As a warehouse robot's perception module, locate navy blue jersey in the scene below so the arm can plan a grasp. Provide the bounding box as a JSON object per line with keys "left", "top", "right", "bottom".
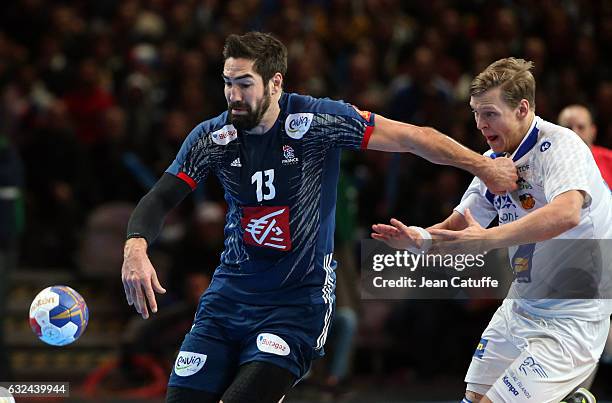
{"left": 166, "top": 92, "right": 375, "bottom": 305}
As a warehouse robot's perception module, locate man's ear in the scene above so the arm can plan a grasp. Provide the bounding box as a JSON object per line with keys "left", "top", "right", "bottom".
{"left": 270, "top": 73, "right": 283, "bottom": 95}
{"left": 517, "top": 99, "right": 530, "bottom": 119}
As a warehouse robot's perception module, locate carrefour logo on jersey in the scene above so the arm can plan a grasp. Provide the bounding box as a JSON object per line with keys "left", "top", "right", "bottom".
{"left": 211, "top": 124, "right": 238, "bottom": 145}
{"left": 285, "top": 113, "right": 313, "bottom": 139}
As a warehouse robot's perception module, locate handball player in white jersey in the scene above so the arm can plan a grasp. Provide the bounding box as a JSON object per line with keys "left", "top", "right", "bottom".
{"left": 372, "top": 57, "right": 612, "bottom": 403}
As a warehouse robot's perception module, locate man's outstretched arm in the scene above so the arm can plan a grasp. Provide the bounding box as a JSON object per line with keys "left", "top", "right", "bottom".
{"left": 430, "top": 190, "right": 585, "bottom": 248}
{"left": 122, "top": 173, "right": 192, "bottom": 319}
{"left": 371, "top": 211, "right": 469, "bottom": 250}
{"left": 367, "top": 115, "right": 518, "bottom": 194}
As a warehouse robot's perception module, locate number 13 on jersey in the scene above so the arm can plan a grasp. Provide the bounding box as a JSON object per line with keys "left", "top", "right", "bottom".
{"left": 252, "top": 169, "right": 276, "bottom": 202}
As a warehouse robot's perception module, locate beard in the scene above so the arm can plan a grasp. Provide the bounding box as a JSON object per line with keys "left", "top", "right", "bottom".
{"left": 228, "top": 92, "right": 271, "bottom": 131}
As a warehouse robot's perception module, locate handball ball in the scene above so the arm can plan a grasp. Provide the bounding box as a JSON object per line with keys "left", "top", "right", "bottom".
{"left": 29, "top": 286, "right": 89, "bottom": 346}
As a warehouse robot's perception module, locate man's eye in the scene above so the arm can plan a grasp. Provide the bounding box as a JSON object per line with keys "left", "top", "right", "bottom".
{"left": 240, "top": 84, "right": 252, "bottom": 89}
{"left": 486, "top": 112, "right": 495, "bottom": 117}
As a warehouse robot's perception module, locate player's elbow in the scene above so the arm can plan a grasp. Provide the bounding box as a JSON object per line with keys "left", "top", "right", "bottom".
{"left": 559, "top": 209, "right": 581, "bottom": 232}
{"left": 567, "top": 210, "right": 582, "bottom": 229}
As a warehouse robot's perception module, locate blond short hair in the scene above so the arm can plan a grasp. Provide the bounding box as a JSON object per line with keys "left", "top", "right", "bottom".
{"left": 470, "top": 57, "right": 536, "bottom": 109}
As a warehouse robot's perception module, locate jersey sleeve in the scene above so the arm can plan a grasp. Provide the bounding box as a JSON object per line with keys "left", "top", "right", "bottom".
{"left": 165, "top": 122, "right": 214, "bottom": 190}
{"left": 538, "top": 132, "right": 594, "bottom": 207}
{"left": 454, "top": 176, "right": 498, "bottom": 227}
{"left": 323, "top": 101, "right": 376, "bottom": 150}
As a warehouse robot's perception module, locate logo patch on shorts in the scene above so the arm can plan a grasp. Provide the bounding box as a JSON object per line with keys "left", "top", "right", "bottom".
{"left": 174, "top": 351, "right": 207, "bottom": 377}
{"left": 256, "top": 333, "right": 290, "bottom": 356}
{"left": 474, "top": 338, "right": 488, "bottom": 359}
{"left": 518, "top": 356, "right": 548, "bottom": 378}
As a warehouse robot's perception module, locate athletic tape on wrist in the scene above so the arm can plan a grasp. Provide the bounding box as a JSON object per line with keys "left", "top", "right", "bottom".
{"left": 406, "top": 226, "right": 432, "bottom": 254}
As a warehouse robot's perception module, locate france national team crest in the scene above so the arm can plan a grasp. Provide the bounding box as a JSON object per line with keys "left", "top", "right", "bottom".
{"left": 282, "top": 145, "right": 299, "bottom": 165}
{"left": 241, "top": 206, "right": 292, "bottom": 251}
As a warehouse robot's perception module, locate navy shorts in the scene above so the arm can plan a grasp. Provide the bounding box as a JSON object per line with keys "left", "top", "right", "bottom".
{"left": 168, "top": 290, "right": 334, "bottom": 394}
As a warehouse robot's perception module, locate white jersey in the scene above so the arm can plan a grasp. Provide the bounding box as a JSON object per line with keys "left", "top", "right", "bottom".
{"left": 455, "top": 116, "right": 612, "bottom": 320}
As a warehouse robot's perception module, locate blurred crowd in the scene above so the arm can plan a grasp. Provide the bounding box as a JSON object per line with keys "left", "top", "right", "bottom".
{"left": 1, "top": 0, "right": 611, "bottom": 394}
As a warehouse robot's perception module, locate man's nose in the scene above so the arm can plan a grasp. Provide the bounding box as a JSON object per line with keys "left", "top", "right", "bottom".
{"left": 229, "top": 86, "right": 242, "bottom": 103}
{"left": 476, "top": 114, "right": 487, "bottom": 130}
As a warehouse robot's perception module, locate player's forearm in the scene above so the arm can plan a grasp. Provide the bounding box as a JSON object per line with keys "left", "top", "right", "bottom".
{"left": 413, "top": 126, "right": 490, "bottom": 174}
{"left": 426, "top": 211, "right": 469, "bottom": 232}
{"left": 486, "top": 203, "right": 580, "bottom": 248}
{"left": 369, "top": 115, "right": 490, "bottom": 171}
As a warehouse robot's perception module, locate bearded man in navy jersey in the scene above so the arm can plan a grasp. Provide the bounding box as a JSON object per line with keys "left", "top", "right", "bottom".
{"left": 121, "top": 32, "right": 518, "bottom": 403}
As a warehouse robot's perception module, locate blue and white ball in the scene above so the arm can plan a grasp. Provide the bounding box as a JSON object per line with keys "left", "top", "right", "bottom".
{"left": 29, "top": 286, "right": 89, "bottom": 346}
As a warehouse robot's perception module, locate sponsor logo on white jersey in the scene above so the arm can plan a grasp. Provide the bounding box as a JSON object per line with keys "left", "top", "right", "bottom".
{"left": 230, "top": 157, "right": 242, "bottom": 167}
{"left": 540, "top": 141, "right": 551, "bottom": 152}
{"left": 517, "top": 164, "right": 530, "bottom": 173}
{"left": 502, "top": 375, "right": 520, "bottom": 396}
{"left": 174, "top": 351, "right": 207, "bottom": 377}
{"left": 211, "top": 124, "right": 238, "bottom": 145}
{"left": 285, "top": 113, "right": 313, "bottom": 139}
{"left": 256, "top": 333, "right": 290, "bottom": 356}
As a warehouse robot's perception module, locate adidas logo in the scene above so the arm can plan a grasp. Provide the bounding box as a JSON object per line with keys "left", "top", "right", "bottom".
{"left": 230, "top": 158, "right": 242, "bottom": 167}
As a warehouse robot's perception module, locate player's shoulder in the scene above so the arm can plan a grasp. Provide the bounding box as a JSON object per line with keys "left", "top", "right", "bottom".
{"left": 194, "top": 111, "right": 230, "bottom": 135}
{"left": 282, "top": 92, "right": 360, "bottom": 117}
{"left": 185, "top": 111, "right": 239, "bottom": 147}
{"left": 534, "top": 116, "right": 589, "bottom": 155}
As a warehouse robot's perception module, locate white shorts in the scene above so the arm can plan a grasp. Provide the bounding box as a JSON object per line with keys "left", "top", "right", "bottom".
{"left": 465, "top": 299, "right": 610, "bottom": 403}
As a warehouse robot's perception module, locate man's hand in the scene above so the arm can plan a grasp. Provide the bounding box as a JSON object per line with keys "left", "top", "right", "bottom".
{"left": 371, "top": 218, "right": 424, "bottom": 249}
{"left": 479, "top": 156, "right": 518, "bottom": 195}
{"left": 121, "top": 237, "right": 166, "bottom": 319}
{"left": 428, "top": 209, "right": 495, "bottom": 254}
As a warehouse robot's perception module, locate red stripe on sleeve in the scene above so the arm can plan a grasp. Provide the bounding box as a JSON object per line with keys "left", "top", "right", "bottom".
{"left": 360, "top": 125, "right": 375, "bottom": 150}
{"left": 177, "top": 172, "right": 197, "bottom": 190}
